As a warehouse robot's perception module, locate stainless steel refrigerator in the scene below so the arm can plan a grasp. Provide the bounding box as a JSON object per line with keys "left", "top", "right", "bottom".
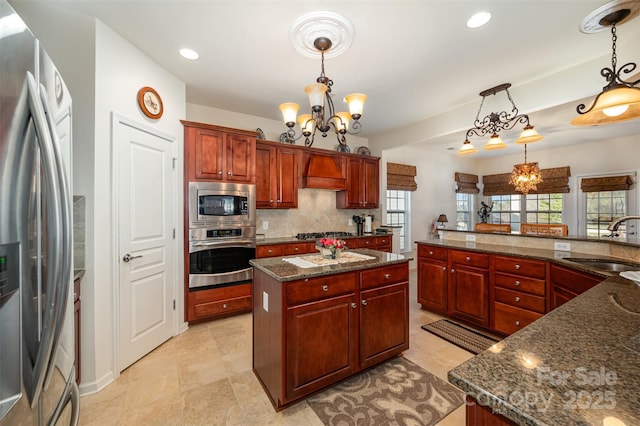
{"left": 0, "top": 0, "right": 79, "bottom": 424}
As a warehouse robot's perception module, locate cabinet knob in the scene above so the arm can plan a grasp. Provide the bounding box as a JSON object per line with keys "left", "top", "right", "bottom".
{"left": 450, "top": 268, "right": 455, "bottom": 273}
{"left": 384, "top": 274, "right": 391, "bottom": 279}
{"left": 322, "top": 285, "right": 328, "bottom": 292}
{"left": 277, "top": 199, "right": 281, "bottom": 203}
{"left": 218, "top": 171, "right": 222, "bottom": 175}
{"left": 227, "top": 171, "right": 232, "bottom": 175}
{"left": 515, "top": 280, "right": 520, "bottom": 286}
{"left": 268, "top": 249, "right": 272, "bottom": 254}
{"left": 515, "top": 320, "right": 520, "bottom": 326}
{"left": 361, "top": 300, "right": 367, "bottom": 306}
{"left": 294, "top": 247, "right": 299, "bottom": 251}
{"left": 442, "top": 266, "right": 447, "bottom": 271}
{"left": 270, "top": 200, "right": 274, "bottom": 203}
{"left": 515, "top": 296, "right": 520, "bottom": 302}
{"left": 515, "top": 264, "right": 521, "bottom": 270}
{"left": 429, "top": 251, "right": 433, "bottom": 255}
{"left": 223, "top": 303, "right": 227, "bottom": 309}
{"left": 351, "top": 303, "right": 357, "bottom": 309}
{"left": 465, "top": 256, "right": 471, "bottom": 262}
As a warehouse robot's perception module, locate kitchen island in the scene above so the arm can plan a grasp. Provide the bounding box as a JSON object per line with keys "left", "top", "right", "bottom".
{"left": 250, "top": 249, "right": 411, "bottom": 410}
{"left": 448, "top": 274, "right": 640, "bottom": 425}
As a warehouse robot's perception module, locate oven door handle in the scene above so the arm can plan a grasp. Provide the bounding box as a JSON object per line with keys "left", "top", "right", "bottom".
{"left": 189, "top": 239, "right": 256, "bottom": 252}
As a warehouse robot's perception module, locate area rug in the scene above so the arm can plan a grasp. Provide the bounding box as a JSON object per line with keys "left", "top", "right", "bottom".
{"left": 307, "top": 357, "right": 464, "bottom": 426}
{"left": 421, "top": 319, "right": 499, "bottom": 355}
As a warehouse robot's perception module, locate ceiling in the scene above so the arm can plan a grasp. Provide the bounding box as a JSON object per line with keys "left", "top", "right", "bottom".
{"left": 45, "top": 0, "right": 640, "bottom": 154}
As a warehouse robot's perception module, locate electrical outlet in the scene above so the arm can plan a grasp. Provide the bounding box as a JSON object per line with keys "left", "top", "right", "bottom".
{"left": 263, "top": 221, "right": 268, "bottom": 230}
{"left": 554, "top": 241, "right": 571, "bottom": 251}
{"left": 466, "top": 234, "right": 476, "bottom": 242}
{"left": 348, "top": 218, "right": 353, "bottom": 226}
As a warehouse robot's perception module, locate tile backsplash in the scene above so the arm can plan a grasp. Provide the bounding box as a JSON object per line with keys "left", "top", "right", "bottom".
{"left": 73, "top": 195, "right": 85, "bottom": 269}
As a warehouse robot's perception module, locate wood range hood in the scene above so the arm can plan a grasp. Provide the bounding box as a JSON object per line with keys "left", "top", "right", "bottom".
{"left": 299, "top": 150, "right": 347, "bottom": 190}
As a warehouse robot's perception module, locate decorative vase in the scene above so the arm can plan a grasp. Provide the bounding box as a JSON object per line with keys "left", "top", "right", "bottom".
{"left": 318, "top": 247, "right": 340, "bottom": 259}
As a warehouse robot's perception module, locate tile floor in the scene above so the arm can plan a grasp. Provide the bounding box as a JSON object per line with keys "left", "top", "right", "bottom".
{"left": 78, "top": 271, "right": 474, "bottom": 425}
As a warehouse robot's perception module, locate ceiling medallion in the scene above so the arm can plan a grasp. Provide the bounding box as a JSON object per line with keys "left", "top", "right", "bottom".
{"left": 289, "top": 11, "right": 355, "bottom": 59}
{"left": 579, "top": 0, "right": 640, "bottom": 33}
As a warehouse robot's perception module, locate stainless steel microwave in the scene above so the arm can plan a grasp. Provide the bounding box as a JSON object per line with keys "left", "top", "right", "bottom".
{"left": 189, "top": 182, "right": 256, "bottom": 228}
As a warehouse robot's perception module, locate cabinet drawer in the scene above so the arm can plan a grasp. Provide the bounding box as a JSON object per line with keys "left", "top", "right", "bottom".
{"left": 360, "top": 263, "right": 409, "bottom": 290}
{"left": 450, "top": 250, "right": 489, "bottom": 269}
{"left": 494, "top": 287, "right": 545, "bottom": 313}
{"left": 286, "top": 272, "right": 357, "bottom": 305}
{"left": 358, "top": 237, "right": 376, "bottom": 249}
{"left": 256, "top": 245, "right": 284, "bottom": 258}
{"left": 375, "top": 236, "right": 391, "bottom": 247}
{"left": 494, "top": 256, "right": 546, "bottom": 279}
{"left": 494, "top": 272, "right": 546, "bottom": 296}
{"left": 193, "top": 295, "right": 252, "bottom": 319}
{"left": 494, "top": 302, "right": 542, "bottom": 335}
{"left": 283, "top": 243, "right": 308, "bottom": 256}
{"left": 418, "top": 245, "right": 447, "bottom": 261}
{"left": 550, "top": 264, "right": 603, "bottom": 295}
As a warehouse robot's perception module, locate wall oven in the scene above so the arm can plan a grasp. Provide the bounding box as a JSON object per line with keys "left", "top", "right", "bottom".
{"left": 188, "top": 226, "right": 256, "bottom": 290}
{"left": 189, "top": 182, "right": 255, "bottom": 228}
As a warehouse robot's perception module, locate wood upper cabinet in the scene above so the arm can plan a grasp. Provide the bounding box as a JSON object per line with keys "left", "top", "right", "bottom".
{"left": 336, "top": 156, "right": 380, "bottom": 209}
{"left": 448, "top": 250, "right": 490, "bottom": 327}
{"left": 182, "top": 120, "right": 256, "bottom": 183}
{"left": 256, "top": 141, "right": 298, "bottom": 209}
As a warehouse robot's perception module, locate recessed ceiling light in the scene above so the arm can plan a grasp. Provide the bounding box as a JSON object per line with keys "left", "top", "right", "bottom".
{"left": 179, "top": 48, "right": 199, "bottom": 60}
{"left": 467, "top": 11, "right": 491, "bottom": 29}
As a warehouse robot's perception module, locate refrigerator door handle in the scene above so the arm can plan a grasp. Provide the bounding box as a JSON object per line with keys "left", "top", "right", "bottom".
{"left": 37, "top": 80, "right": 73, "bottom": 391}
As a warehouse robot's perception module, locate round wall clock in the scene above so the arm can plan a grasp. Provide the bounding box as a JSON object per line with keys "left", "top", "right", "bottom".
{"left": 137, "top": 86, "right": 163, "bottom": 119}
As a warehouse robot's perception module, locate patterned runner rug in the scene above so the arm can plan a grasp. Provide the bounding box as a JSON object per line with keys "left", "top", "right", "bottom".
{"left": 307, "top": 357, "right": 464, "bottom": 426}
{"left": 421, "top": 319, "right": 499, "bottom": 355}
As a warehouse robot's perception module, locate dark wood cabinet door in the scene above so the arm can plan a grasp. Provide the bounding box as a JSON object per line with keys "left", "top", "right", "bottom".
{"left": 550, "top": 285, "right": 579, "bottom": 310}
{"left": 255, "top": 144, "right": 276, "bottom": 208}
{"left": 225, "top": 133, "right": 255, "bottom": 183}
{"left": 276, "top": 147, "right": 298, "bottom": 208}
{"left": 343, "top": 156, "right": 362, "bottom": 208}
{"left": 417, "top": 258, "right": 448, "bottom": 313}
{"left": 192, "top": 128, "right": 224, "bottom": 180}
{"left": 449, "top": 265, "right": 489, "bottom": 327}
{"left": 361, "top": 157, "right": 379, "bottom": 208}
{"left": 360, "top": 282, "right": 409, "bottom": 369}
{"left": 286, "top": 293, "right": 358, "bottom": 401}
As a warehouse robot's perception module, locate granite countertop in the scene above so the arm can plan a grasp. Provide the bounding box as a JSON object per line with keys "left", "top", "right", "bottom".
{"left": 257, "top": 233, "right": 386, "bottom": 246}
{"left": 414, "top": 239, "right": 640, "bottom": 278}
{"left": 249, "top": 248, "right": 411, "bottom": 282}
{"left": 448, "top": 275, "right": 640, "bottom": 425}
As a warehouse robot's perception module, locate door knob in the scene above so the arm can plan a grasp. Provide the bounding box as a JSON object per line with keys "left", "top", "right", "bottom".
{"left": 122, "top": 253, "right": 143, "bottom": 262}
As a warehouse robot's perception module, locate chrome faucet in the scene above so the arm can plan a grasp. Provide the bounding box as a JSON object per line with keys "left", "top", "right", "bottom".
{"left": 607, "top": 215, "right": 640, "bottom": 232}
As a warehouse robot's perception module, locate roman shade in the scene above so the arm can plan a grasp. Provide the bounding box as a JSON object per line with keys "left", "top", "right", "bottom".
{"left": 387, "top": 162, "right": 417, "bottom": 191}
{"left": 580, "top": 175, "right": 634, "bottom": 192}
{"left": 483, "top": 166, "right": 571, "bottom": 196}
{"left": 455, "top": 172, "right": 479, "bottom": 194}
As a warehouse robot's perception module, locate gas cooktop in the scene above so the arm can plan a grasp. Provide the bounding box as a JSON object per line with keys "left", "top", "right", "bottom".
{"left": 295, "top": 231, "right": 354, "bottom": 240}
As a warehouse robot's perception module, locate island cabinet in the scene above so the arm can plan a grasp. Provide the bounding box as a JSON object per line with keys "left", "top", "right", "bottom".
{"left": 448, "top": 250, "right": 490, "bottom": 328}
{"left": 252, "top": 259, "right": 409, "bottom": 410}
{"left": 417, "top": 245, "right": 449, "bottom": 313}
{"left": 549, "top": 264, "right": 603, "bottom": 310}
{"left": 336, "top": 156, "right": 380, "bottom": 209}
{"left": 182, "top": 120, "right": 256, "bottom": 183}
{"left": 255, "top": 141, "right": 298, "bottom": 208}
{"left": 492, "top": 255, "right": 547, "bottom": 335}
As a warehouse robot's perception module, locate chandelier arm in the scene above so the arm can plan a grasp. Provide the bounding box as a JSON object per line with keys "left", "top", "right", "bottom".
{"left": 349, "top": 119, "right": 363, "bottom": 135}
{"left": 495, "top": 114, "right": 530, "bottom": 133}
{"left": 617, "top": 62, "right": 640, "bottom": 87}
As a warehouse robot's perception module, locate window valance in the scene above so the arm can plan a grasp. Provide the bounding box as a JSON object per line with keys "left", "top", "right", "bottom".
{"left": 387, "top": 162, "right": 417, "bottom": 191}
{"left": 454, "top": 172, "right": 479, "bottom": 194}
{"left": 580, "top": 175, "right": 633, "bottom": 192}
{"left": 483, "top": 166, "right": 571, "bottom": 196}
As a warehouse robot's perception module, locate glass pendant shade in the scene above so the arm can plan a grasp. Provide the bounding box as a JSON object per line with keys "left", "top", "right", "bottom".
{"left": 279, "top": 102, "right": 299, "bottom": 125}
{"left": 509, "top": 162, "right": 542, "bottom": 194}
{"left": 304, "top": 83, "right": 328, "bottom": 109}
{"left": 333, "top": 111, "right": 351, "bottom": 132}
{"left": 458, "top": 139, "right": 478, "bottom": 155}
{"left": 298, "top": 114, "right": 315, "bottom": 135}
{"left": 571, "top": 86, "right": 640, "bottom": 126}
{"left": 345, "top": 93, "right": 367, "bottom": 117}
{"left": 515, "top": 125, "right": 544, "bottom": 144}
{"left": 483, "top": 133, "right": 507, "bottom": 150}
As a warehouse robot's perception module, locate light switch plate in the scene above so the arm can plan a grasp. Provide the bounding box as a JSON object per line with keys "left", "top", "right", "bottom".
{"left": 466, "top": 234, "right": 476, "bottom": 242}
{"left": 554, "top": 242, "right": 571, "bottom": 251}
{"left": 263, "top": 291, "right": 268, "bottom": 312}
{"left": 263, "top": 221, "right": 268, "bottom": 230}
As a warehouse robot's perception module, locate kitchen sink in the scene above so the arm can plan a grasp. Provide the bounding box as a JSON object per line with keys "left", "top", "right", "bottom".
{"left": 562, "top": 258, "right": 640, "bottom": 273}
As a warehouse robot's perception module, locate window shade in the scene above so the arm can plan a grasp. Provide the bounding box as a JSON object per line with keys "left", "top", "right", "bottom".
{"left": 483, "top": 166, "right": 571, "bottom": 196}
{"left": 387, "top": 162, "right": 417, "bottom": 191}
{"left": 455, "top": 172, "right": 479, "bottom": 194}
{"left": 580, "top": 175, "right": 633, "bottom": 192}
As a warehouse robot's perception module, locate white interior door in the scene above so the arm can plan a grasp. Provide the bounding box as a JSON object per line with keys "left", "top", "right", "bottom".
{"left": 116, "top": 117, "right": 175, "bottom": 371}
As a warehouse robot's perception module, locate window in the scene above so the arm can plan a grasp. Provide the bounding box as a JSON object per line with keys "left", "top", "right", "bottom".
{"left": 386, "top": 190, "right": 410, "bottom": 251}
{"left": 489, "top": 193, "right": 564, "bottom": 233}
{"left": 585, "top": 190, "right": 627, "bottom": 237}
{"left": 456, "top": 193, "right": 473, "bottom": 230}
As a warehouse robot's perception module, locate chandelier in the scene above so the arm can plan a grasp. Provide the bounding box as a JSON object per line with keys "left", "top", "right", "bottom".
{"left": 458, "top": 83, "right": 543, "bottom": 155}
{"left": 279, "top": 37, "right": 366, "bottom": 148}
{"left": 509, "top": 144, "right": 542, "bottom": 194}
{"left": 572, "top": 6, "right": 640, "bottom": 126}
